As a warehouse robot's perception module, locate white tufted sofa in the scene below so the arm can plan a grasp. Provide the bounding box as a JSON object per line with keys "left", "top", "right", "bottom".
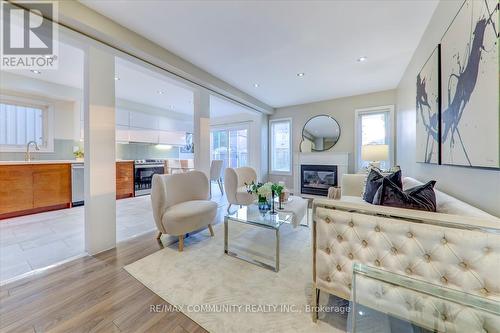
{"left": 312, "top": 174, "right": 500, "bottom": 329}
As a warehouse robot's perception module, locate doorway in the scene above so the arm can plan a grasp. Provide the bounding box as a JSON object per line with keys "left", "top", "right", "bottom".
{"left": 210, "top": 126, "right": 249, "bottom": 171}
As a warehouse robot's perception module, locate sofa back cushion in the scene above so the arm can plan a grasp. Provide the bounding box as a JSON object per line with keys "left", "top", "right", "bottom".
{"left": 341, "top": 174, "right": 366, "bottom": 197}
{"left": 403, "top": 177, "right": 496, "bottom": 219}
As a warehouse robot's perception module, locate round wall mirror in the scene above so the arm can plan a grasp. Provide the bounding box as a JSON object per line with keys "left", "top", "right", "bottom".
{"left": 300, "top": 115, "right": 341, "bottom": 152}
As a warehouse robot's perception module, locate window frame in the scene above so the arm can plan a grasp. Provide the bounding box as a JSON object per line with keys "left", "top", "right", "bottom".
{"left": 354, "top": 105, "right": 395, "bottom": 172}
{"left": 269, "top": 117, "right": 292, "bottom": 175}
{"left": 0, "top": 95, "right": 55, "bottom": 153}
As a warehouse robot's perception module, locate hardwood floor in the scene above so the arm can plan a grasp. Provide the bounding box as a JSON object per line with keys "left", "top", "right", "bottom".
{"left": 0, "top": 230, "right": 207, "bottom": 333}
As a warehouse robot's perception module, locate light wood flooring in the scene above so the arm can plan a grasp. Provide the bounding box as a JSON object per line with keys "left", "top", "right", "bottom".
{"left": 0, "top": 229, "right": 207, "bottom": 333}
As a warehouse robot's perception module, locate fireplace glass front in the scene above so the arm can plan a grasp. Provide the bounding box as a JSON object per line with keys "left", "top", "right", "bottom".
{"left": 300, "top": 165, "right": 338, "bottom": 196}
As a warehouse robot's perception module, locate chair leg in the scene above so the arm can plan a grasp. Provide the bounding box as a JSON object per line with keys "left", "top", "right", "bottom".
{"left": 178, "top": 235, "right": 184, "bottom": 252}
{"left": 156, "top": 231, "right": 162, "bottom": 240}
{"left": 208, "top": 224, "right": 214, "bottom": 237}
{"left": 312, "top": 287, "right": 320, "bottom": 322}
{"left": 218, "top": 179, "right": 224, "bottom": 195}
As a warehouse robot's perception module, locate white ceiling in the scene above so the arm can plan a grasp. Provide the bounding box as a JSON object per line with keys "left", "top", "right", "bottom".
{"left": 1, "top": 41, "right": 250, "bottom": 118}
{"left": 81, "top": 0, "right": 438, "bottom": 108}
{"left": 115, "top": 57, "right": 194, "bottom": 115}
{"left": 2, "top": 41, "right": 85, "bottom": 89}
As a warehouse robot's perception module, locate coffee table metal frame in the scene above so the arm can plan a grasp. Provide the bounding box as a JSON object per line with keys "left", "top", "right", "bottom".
{"left": 224, "top": 207, "right": 291, "bottom": 272}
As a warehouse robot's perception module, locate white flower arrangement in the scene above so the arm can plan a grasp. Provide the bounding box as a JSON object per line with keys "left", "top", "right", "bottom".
{"left": 257, "top": 182, "right": 273, "bottom": 198}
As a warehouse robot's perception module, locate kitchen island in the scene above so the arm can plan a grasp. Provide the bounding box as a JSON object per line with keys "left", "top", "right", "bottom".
{"left": 0, "top": 160, "right": 135, "bottom": 219}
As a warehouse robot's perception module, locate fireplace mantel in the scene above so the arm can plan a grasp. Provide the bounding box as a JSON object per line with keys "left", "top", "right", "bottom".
{"left": 293, "top": 152, "right": 349, "bottom": 197}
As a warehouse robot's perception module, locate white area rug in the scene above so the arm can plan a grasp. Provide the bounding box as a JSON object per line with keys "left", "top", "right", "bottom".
{"left": 125, "top": 222, "right": 348, "bottom": 333}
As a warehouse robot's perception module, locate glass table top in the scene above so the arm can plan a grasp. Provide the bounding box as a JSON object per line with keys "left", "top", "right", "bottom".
{"left": 348, "top": 263, "right": 500, "bottom": 333}
{"left": 225, "top": 205, "right": 293, "bottom": 230}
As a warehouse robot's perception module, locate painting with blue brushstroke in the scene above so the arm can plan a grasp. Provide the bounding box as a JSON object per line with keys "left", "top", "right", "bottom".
{"left": 416, "top": 46, "right": 440, "bottom": 164}
{"left": 441, "top": 0, "right": 499, "bottom": 168}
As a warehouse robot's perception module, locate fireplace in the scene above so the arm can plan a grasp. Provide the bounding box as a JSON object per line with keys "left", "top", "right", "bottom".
{"left": 300, "top": 164, "right": 338, "bottom": 196}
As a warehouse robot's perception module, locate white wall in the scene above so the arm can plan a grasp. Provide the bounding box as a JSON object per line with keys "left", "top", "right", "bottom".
{"left": 396, "top": 0, "right": 500, "bottom": 217}
{"left": 210, "top": 111, "right": 268, "bottom": 181}
{"left": 0, "top": 72, "right": 81, "bottom": 141}
{"left": 269, "top": 90, "right": 397, "bottom": 188}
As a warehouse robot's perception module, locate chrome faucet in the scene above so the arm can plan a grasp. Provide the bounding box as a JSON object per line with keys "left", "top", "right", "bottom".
{"left": 25, "top": 140, "right": 40, "bottom": 162}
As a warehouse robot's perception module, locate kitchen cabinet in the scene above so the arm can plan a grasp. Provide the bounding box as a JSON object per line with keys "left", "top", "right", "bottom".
{"left": 158, "top": 117, "right": 179, "bottom": 131}
{"left": 33, "top": 164, "right": 71, "bottom": 209}
{"left": 116, "top": 109, "right": 130, "bottom": 126}
{"left": 158, "top": 131, "right": 186, "bottom": 145}
{"left": 116, "top": 125, "right": 130, "bottom": 142}
{"left": 0, "top": 165, "right": 33, "bottom": 215}
{"left": 0, "top": 164, "right": 71, "bottom": 219}
{"left": 128, "top": 127, "right": 159, "bottom": 143}
{"left": 116, "top": 161, "right": 134, "bottom": 199}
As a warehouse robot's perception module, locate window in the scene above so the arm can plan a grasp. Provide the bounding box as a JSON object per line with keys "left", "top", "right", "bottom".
{"left": 0, "top": 96, "right": 53, "bottom": 152}
{"left": 270, "top": 119, "right": 291, "bottom": 174}
{"left": 355, "top": 106, "right": 394, "bottom": 171}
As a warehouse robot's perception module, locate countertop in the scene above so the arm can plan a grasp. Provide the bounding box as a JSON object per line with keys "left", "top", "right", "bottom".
{"left": 0, "top": 160, "right": 135, "bottom": 165}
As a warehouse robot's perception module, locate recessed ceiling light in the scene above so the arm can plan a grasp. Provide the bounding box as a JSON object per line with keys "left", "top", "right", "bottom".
{"left": 157, "top": 90, "right": 165, "bottom": 95}
{"left": 357, "top": 56, "right": 368, "bottom": 62}
{"left": 30, "top": 70, "right": 41, "bottom": 74}
{"left": 253, "top": 83, "right": 260, "bottom": 88}
{"left": 296, "top": 72, "right": 305, "bottom": 77}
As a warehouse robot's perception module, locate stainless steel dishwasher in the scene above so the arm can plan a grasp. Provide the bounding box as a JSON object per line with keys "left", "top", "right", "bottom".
{"left": 71, "top": 163, "right": 84, "bottom": 206}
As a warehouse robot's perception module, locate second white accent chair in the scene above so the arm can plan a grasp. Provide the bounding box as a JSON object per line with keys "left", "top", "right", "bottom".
{"left": 209, "top": 160, "right": 224, "bottom": 196}
{"left": 224, "top": 167, "right": 257, "bottom": 213}
{"left": 151, "top": 171, "right": 217, "bottom": 251}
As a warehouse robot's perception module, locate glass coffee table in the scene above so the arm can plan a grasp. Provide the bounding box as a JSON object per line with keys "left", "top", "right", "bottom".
{"left": 224, "top": 205, "right": 293, "bottom": 272}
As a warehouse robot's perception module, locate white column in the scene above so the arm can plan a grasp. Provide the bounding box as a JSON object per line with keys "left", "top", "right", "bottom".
{"left": 193, "top": 90, "right": 211, "bottom": 177}
{"left": 83, "top": 46, "right": 116, "bottom": 255}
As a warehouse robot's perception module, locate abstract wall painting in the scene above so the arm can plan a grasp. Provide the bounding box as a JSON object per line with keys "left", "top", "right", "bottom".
{"left": 416, "top": 45, "right": 441, "bottom": 164}
{"left": 440, "top": 0, "right": 499, "bottom": 168}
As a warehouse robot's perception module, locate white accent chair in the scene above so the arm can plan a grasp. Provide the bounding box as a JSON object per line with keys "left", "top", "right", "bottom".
{"left": 151, "top": 171, "right": 217, "bottom": 251}
{"left": 209, "top": 160, "right": 224, "bottom": 196}
{"left": 223, "top": 167, "right": 257, "bottom": 213}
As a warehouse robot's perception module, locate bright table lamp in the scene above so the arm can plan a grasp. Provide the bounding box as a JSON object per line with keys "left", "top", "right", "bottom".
{"left": 361, "top": 144, "right": 388, "bottom": 168}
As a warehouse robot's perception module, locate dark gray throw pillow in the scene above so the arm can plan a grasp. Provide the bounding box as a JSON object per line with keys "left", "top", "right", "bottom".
{"left": 372, "top": 178, "right": 437, "bottom": 212}
{"left": 363, "top": 169, "right": 402, "bottom": 203}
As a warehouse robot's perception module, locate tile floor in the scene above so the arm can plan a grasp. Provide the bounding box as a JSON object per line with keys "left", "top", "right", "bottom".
{"left": 0, "top": 187, "right": 227, "bottom": 283}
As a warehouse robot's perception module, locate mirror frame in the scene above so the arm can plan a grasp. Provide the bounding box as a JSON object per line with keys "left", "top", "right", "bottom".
{"left": 300, "top": 114, "right": 341, "bottom": 152}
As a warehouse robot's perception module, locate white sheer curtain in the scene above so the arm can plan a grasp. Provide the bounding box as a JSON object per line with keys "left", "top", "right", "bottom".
{"left": 0, "top": 102, "right": 44, "bottom": 146}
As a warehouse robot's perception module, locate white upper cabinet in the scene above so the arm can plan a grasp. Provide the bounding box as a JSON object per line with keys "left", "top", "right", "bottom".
{"left": 116, "top": 108, "right": 129, "bottom": 126}
{"left": 116, "top": 125, "right": 130, "bottom": 142}
{"left": 158, "top": 117, "right": 175, "bottom": 131}
{"left": 113, "top": 109, "right": 191, "bottom": 144}
{"left": 128, "top": 127, "right": 159, "bottom": 144}
{"left": 158, "top": 131, "right": 186, "bottom": 145}
{"left": 130, "top": 111, "right": 158, "bottom": 130}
